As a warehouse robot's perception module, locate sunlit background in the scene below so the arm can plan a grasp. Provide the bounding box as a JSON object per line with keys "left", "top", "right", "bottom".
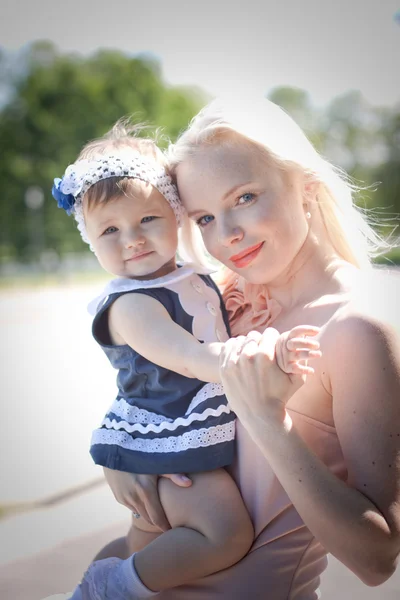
{"left": 0, "top": 1, "right": 399, "bottom": 598}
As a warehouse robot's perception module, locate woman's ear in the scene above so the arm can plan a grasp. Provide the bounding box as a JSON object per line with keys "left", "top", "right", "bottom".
{"left": 302, "top": 175, "right": 320, "bottom": 204}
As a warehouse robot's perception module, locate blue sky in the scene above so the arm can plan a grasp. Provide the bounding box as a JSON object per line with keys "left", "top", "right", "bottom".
{"left": 1, "top": 0, "right": 399, "bottom": 108}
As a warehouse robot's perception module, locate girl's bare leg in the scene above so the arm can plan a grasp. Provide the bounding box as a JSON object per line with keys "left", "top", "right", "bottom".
{"left": 133, "top": 468, "right": 254, "bottom": 592}
{"left": 93, "top": 519, "right": 162, "bottom": 561}
{"left": 93, "top": 536, "right": 130, "bottom": 562}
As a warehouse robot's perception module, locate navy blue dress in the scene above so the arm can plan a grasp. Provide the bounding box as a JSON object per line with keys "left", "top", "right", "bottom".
{"left": 89, "top": 264, "right": 236, "bottom": 474}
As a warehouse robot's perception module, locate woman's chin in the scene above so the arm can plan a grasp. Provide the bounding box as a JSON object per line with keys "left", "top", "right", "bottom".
{"left": 236, "top": 267, "right": 275, "bottom": 286}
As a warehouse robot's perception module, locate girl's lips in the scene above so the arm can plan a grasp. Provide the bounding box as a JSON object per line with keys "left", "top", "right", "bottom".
{"left": 126, "top": 251, "right": 154, "bottom": 262}
{"left": 230, "top": 242, "right": 264, "bottom": 268}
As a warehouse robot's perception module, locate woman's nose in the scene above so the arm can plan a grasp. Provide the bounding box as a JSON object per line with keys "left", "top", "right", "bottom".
{"left": 217, "top": 220, "right": 244, "bottom": 247}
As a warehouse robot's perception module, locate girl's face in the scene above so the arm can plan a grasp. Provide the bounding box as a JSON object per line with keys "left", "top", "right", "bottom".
{"left": 85, "top": 180, "right": 178, "bottom": 280}
{"left": 176, "top": 141, "right": 311, "bottom": 285}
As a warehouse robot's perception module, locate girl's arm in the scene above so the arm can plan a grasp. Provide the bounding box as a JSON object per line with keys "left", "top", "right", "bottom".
{"left": 109, "top": 294, "right": 320, "bottom": 383}
{"left": 219, "top": 317, "right": 400, "bottom": 586}
{"left": 109, "top": 292, "right": 223, "bottom": 382}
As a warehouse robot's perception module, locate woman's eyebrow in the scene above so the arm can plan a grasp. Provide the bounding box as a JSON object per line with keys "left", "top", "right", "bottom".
{"left": 187, "top": 181, "right": 254, "bottom": 218}
{"left": 187, "top": 208, "right": 205, "bottom": 219}
{"left": 222, "top": 181, "right": 253, "bottom": 201}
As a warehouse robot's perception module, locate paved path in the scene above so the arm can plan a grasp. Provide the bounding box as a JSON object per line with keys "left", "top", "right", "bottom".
{"left": 0, "top": 279, "right": 399, "bottom": 598}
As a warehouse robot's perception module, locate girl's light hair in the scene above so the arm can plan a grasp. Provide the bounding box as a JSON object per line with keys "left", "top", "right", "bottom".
{"left": 78, "top": 118, "right": 167, "bottom": 208}
{"left": 167, "top": 96, "right": 394, "bottom": 272}
{"left": 78, "top": 117, "right": 166, "bottom": 163}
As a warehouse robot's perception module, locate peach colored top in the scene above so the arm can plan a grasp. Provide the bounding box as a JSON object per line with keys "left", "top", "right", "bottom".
{"left": 159, "top": 274, "right": 347, "bottom": 599}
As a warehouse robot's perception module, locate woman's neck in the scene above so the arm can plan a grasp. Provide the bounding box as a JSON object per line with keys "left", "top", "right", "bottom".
{"left": 266, "top": 241, "right": 354, "bottom": 312}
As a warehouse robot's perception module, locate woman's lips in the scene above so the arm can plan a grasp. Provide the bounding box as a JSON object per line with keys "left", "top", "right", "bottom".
{"left": 230, "top": 242, "right": 264, "bottom": 268}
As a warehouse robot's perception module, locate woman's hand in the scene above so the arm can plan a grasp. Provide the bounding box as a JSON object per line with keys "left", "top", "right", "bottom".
{"left": 103, "top": 468, "right": 192, "bottom": 532}
{"left": 219, "top": 327, "right": 318, "bottom": 427}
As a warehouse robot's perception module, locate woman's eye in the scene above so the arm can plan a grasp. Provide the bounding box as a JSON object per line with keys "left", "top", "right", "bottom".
{"left": 237, "top": 192, "right": 255, "bottom": 205}
{"left": 196, "top": 214, "right": 214, "bottom": 227}
{"left": 141, "top": 216, "right": 157, "bottom": 223}
{"left": 103, "top": 226, "right": 118, "bottom": 235}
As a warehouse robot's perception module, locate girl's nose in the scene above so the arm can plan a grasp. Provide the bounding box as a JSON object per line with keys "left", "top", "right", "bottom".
{"left": 123, "top": 228, "right": 146, "bottom": 248}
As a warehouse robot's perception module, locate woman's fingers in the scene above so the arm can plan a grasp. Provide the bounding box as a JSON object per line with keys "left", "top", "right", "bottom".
{"left": 240, "top": 336, "right": 261, "bottom": 358}
{"left": 221, "top": 332, "right": 263, "bottom": 361}
{"left": 141, "top": 473, "right": 193, "bottom": 531}
{"left": 259, "top": 327, "right": 281, "bottom": 359}
{"left": 243, "top": 330, "right": 263, "bottom": 342}
{"left": 139, "top": 479, "right": 171, "bottom": 532}
{"left": 127, "top": 496, "right": 152, "bottom": 524}
{"left": 145, "top": 502, "right": 170, "bottom": 532}
{"left": 220, "top": 336, "right": 243, "bottom": 369}
{"left": 161, "top": 473, "right": 192, "bottom": 487}
{"left": 137, "top": 507, "right": 155, "bottom": 526}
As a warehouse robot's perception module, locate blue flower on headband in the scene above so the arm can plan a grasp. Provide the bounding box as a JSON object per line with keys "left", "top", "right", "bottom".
{"left": 52, "top": 178, "right": 75, "bottom": 215}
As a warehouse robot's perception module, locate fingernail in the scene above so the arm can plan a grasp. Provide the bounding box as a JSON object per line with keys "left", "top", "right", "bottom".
{"left": 180, "top": 475, "right": 191, "bottom": 482}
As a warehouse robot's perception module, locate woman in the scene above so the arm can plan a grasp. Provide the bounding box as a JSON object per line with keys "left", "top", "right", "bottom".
{"left": 89, "top": 96, "right": 400, "bottom": 599}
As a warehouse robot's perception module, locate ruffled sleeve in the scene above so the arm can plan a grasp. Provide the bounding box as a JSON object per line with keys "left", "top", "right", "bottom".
{"left": 222, "top": 272, "right": 282, "bottom": 337}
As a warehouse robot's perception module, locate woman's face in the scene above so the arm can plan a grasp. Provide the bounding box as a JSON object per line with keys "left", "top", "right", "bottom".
{"left": 176, "top": 140, "right": 311, "bottom": 285}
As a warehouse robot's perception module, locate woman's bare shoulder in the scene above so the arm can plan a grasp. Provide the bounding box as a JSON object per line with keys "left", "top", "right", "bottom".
{"left": 325, "top": 267, "right": 400, "bottom": 335}
{"left": 313, "top": 268, "right": 399, "bottom": 414}
{"left": 314, "top": 268, "right": 400, "bottom": 397}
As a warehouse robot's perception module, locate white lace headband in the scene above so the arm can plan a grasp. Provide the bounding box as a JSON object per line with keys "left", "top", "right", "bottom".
{"left": 52, "top": 152, "right": 185, "bottom": 244}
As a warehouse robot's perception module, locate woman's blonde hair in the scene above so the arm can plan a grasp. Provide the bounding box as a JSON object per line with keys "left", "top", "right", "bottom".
{"left": 166, "top": 96, "right": 394, "bottom": 271}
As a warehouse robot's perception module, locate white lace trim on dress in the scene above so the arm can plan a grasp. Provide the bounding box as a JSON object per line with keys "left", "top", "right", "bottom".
{"left": 185, "top": 382, "right": 225, "bottom": 415}
{"left": 106, "top": 398, "right": 173, "bottom": 425}
{"left": 102, "top": 403, "right": 231, "bottom": 434}
{"left": 91, "top": 422, "right": 235, "bottom": 453}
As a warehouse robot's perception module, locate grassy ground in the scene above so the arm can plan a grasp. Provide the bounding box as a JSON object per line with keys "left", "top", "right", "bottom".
{"left": 0, "top": 270, "right": 109, "bottom": 291}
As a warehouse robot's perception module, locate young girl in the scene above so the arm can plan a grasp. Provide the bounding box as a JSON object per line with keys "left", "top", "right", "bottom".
{"left": 50, "top": 121, "right": 321, "bottom": 599}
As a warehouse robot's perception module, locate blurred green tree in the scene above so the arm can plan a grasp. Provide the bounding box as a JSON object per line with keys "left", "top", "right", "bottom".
{"left": 269, "top": 87, "right": 399, "bottom": 209}
{"left": 268, "top": 86, "right": 319, "bottom": 143}
{"left": 268, "top": 86, "right": 400, "bottom": 257}
{"left": 0, "top": 42, "right": 207, "bottom": 261}
{"left": 372, "top": 110, "right": 400, "bottom": 216}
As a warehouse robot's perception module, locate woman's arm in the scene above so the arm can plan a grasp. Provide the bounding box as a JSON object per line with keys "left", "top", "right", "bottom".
{"left": 220, "top": 319, "right": 400, "bottom": 586}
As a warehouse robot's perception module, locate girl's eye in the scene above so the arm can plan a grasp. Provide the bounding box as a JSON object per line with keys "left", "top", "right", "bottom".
{"left": 237, "top": 192, "right": 255, "bottom": 205}
{"left": 196, "top": 214, "right": 214, "bottom": 228}
{"left": 141, "top": 216, "right": 157, "bottom": 223}
{"left": 103, "top": 226, "right": 118, "bottom": 235}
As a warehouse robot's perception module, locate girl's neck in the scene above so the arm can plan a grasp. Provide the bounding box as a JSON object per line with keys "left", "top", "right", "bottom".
{"left": 127, "top": 257, "right": 178, "bottom": 282}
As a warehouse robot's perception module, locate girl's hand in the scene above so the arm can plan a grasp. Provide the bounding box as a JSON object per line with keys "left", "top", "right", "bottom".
{"left": 275, "top": 325, "right": 321, "bottom": 375}
{"left": 103, "top": 468, "right": 192, "bottom": 532}
{"left": 219, "top": 328, "right": 318, "bottom": 427}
